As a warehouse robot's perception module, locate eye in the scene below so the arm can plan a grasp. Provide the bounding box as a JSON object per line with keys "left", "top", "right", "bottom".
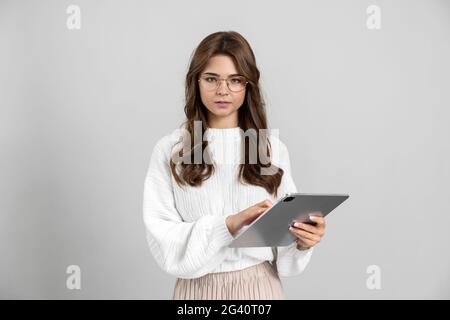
{"left": 230, "top": 77, "right": 243, "bottom": 84}
{"left": 205, "top": 77, "right": 217, "bottom": 83}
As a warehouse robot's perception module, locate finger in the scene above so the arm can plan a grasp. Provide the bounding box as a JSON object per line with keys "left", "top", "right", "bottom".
{"left": 255, "top": 207, "right": 267, "bottom": 214}
{"left": 254, "top": 204, "right": 269, "bottom": 212}
{"left": 249, "top": 206, "right": 266, "bottom": 217}
{"left": 258, "top": 199, "right": 272, "bottom": 207}
{"left": 293, "top": 222, "right": 323, "bottom": 235}
{"left": 309, "top": 215, "right": 326, "bottom": 227}
{"left": 242, "top": 207, "right": 264, "bottom": 221}
{"left": 289, "top": 227, "right": 321, "bottom": 242}
{"left": 243, "top": 209, "right": 265, "bottom": 225}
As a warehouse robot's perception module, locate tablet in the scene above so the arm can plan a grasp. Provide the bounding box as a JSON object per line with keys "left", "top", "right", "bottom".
{"left": 228, "top": 192, "right": 349, "bottom": 248}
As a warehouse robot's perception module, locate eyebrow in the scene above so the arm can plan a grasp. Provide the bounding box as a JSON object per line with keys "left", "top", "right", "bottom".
{"left": 202, "top": 72, "right": 243, "bottom": 77}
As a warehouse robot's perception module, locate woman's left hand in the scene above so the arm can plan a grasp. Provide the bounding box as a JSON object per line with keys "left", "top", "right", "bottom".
{"left": 289, "top": 212, "right": 326, "bottom": 250}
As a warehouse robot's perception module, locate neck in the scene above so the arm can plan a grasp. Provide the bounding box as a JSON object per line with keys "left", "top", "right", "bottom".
{"left": 207, "top": 111, "right": 238, "bottom": 129}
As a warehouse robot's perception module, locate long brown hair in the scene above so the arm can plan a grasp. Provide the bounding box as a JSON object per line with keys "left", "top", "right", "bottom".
{"left": 169, "top": 31, "right": 284, "bottom": 197}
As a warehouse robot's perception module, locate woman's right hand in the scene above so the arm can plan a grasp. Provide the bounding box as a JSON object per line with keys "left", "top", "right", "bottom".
{"left": 225, "top": 199, "right": 273, "bottom": 237}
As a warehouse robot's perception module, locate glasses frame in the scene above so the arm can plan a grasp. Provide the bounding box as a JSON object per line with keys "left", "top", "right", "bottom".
{"left": 198, "top": 74, "right": 249, "bottom": 93}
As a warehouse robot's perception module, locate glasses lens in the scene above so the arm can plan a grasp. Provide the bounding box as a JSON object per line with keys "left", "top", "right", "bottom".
{"left": 228, "top": 76, "right": 246, "bottom": 92}
{"left": 201, "top": 76, "right": 218, "bottom": 90}
{"left": 199, "top": 75, "right": 247, "bottom": 92}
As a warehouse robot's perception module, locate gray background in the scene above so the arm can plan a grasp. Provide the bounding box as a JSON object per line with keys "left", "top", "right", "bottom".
{"left": 1, "top": 0, "right": 449, "bottom": 299}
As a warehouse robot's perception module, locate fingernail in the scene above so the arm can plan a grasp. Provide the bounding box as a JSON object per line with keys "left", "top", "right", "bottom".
{"left": 294, "top": 222, "right": 301, "bottom": 228}
{"left": 309, "top": 215, "right": 317, "bottom": 221}
{"left": 289, "top": 226, "right": 293, "bottom": 231}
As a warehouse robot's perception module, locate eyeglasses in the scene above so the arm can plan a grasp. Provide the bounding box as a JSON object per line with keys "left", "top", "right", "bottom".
{"left": 198, "top": 74, "right": 248, "bottom": 92}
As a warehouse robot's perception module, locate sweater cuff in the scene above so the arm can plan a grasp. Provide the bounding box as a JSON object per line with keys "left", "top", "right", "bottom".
{"left": 285, "top": 241, "right": 314, "bottom": 258}
{"left": 210, "top": 216, "right": 235, "bottom": 250}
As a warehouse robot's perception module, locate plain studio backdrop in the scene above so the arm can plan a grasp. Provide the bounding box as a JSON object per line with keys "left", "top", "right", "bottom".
{"left": 1, "top": 0, "right": 449, "bottom": 299}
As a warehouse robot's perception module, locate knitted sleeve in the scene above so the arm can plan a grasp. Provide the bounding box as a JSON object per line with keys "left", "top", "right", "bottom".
{"left": 142, "top": 137, "right": 234, "bottom": 279}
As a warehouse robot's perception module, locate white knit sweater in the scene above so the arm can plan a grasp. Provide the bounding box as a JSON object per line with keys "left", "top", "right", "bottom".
{"left": 143, "top": 126, "right": 314, "bottom": 279}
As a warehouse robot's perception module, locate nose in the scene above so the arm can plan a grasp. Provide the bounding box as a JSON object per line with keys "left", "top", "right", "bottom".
{"left": 216, "top": 79, "right": 229, "bottom": 95}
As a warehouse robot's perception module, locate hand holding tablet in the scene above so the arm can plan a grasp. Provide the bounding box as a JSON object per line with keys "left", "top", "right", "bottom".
{"left": 228, "top": 193, "right": 349, "bottom": 248}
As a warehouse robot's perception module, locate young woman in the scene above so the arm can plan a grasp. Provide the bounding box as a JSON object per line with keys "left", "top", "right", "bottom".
{"left": 143, "top": 31, "right": 326, "bottom": 300}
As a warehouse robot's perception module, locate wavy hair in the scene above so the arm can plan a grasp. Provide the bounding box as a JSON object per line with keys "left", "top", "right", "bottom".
{"left": 169, "top": 31, "right": 284, "bottom": 197}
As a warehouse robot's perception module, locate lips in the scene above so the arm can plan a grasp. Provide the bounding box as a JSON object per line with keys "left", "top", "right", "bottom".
{"left": 214, "top": 101, "right": 231, "bottom": 108}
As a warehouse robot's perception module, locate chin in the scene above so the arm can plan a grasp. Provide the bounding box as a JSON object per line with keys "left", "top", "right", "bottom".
{"left": 216, "top": 110, "right": 235, "bottom": 117}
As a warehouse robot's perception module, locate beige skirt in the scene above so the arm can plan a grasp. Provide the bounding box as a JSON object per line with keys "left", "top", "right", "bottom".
{"left": 172, "top": 261, "right": 285, "bottom": 300}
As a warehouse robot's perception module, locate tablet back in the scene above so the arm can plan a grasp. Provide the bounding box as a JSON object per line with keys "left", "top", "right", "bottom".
{"left": 228, "top": 193, "right": 349, "bottom": 248}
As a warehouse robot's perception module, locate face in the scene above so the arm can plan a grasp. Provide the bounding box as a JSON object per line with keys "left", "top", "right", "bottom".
{"left": 198, "top": 54, "right": 247, "bottom": 128}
